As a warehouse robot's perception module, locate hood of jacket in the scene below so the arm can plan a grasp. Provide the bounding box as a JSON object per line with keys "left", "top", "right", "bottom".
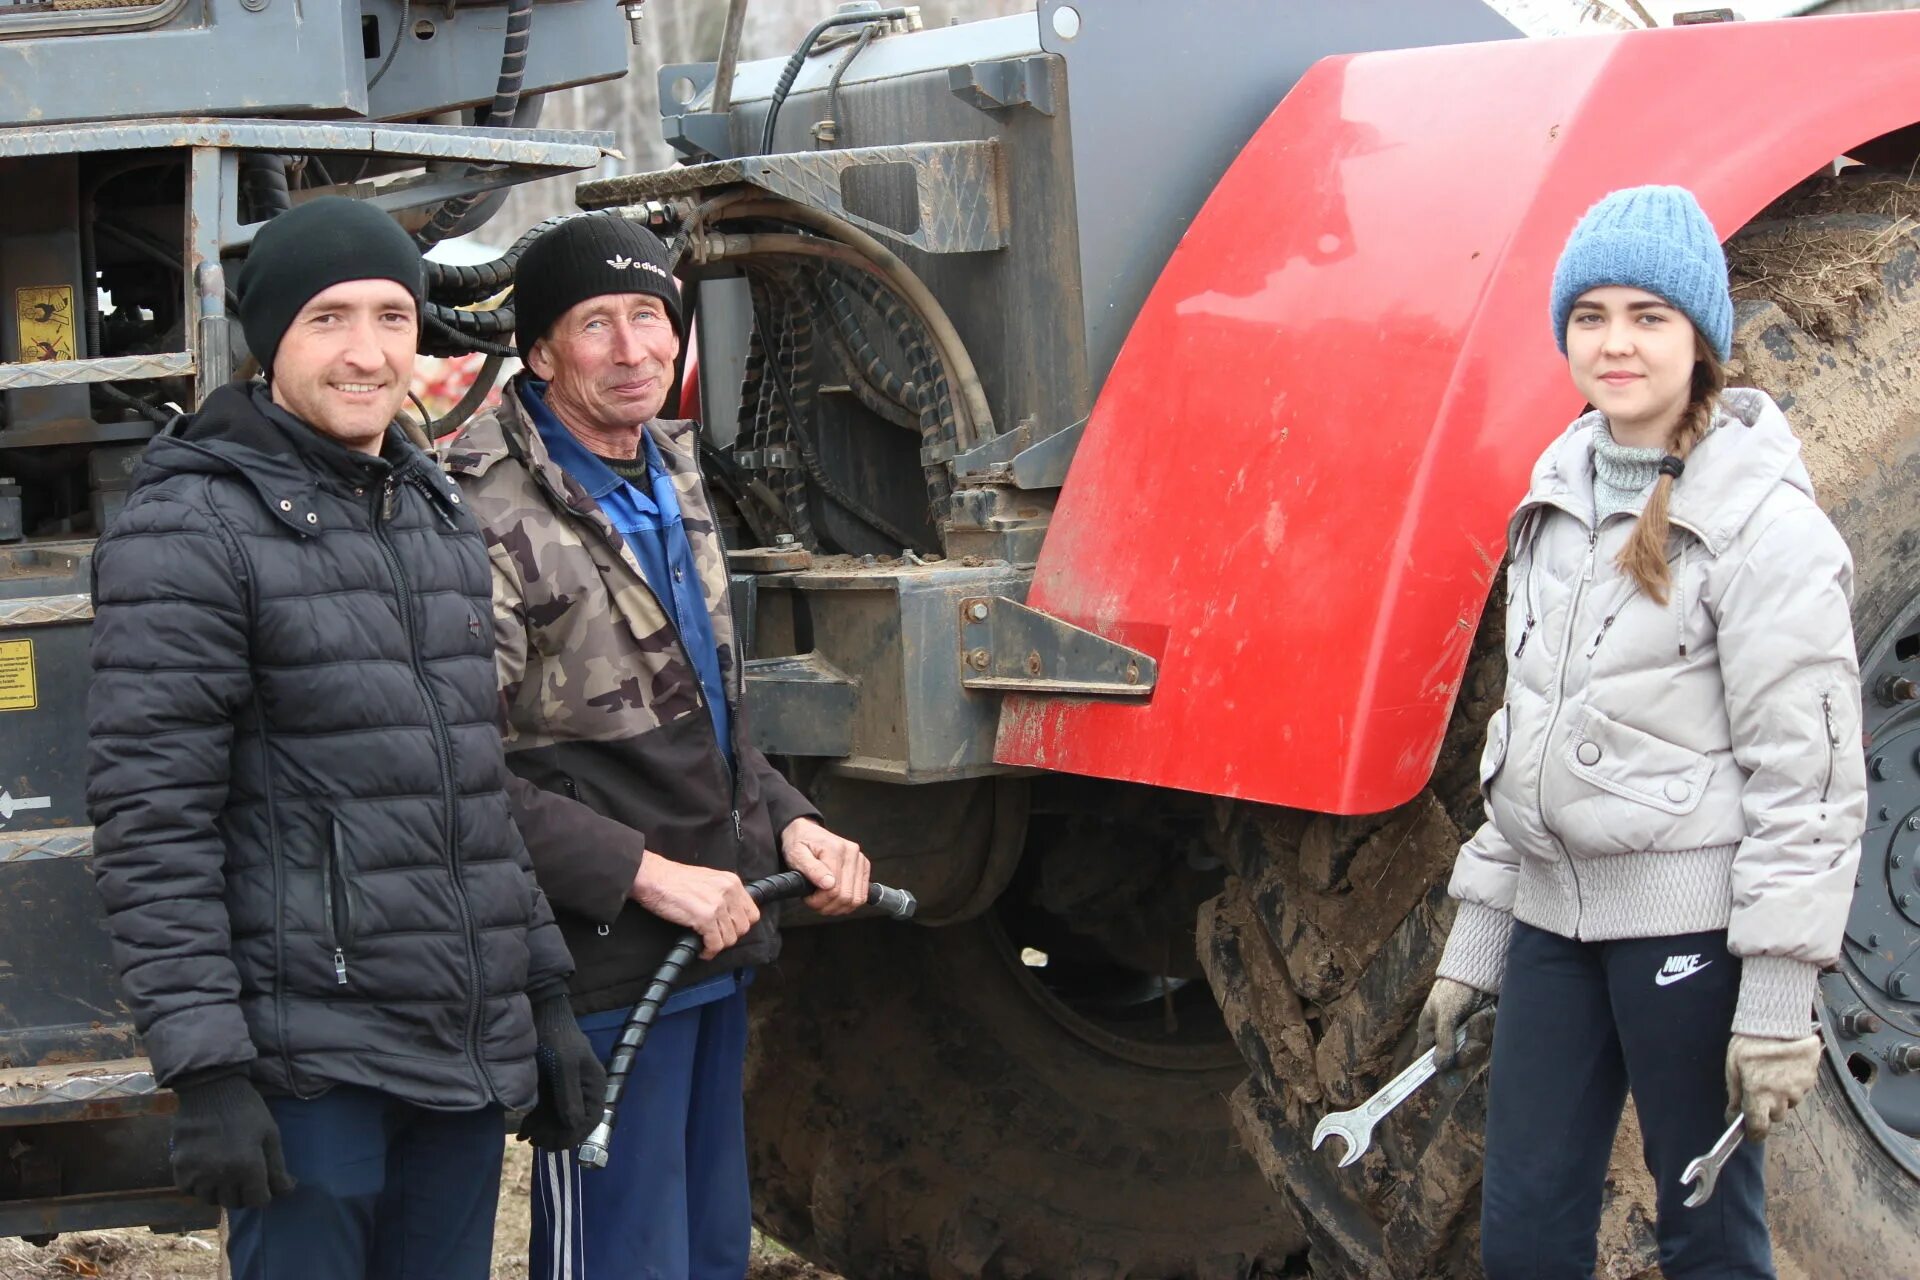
{"left": 137, "top": 382, "right": 459, "bottom": 537}
{"left": 1513, "top": 388, "right": 1814, "bottom": 556}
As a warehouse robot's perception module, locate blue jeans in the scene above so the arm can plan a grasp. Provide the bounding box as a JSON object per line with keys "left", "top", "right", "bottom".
{"left": 531, "top": 974, "right": 752, "bottom": 1280}
{"left": 226, "top": 1086, "right": 504, "bottom": 1280}
{"left": 1480, "top": 922, "right": 1773, "bottom": 1279}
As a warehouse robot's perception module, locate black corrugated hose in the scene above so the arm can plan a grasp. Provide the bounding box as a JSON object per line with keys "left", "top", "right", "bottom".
{"left": 414, "top": 0, "right": 534, "bottom": 250}
{"left": 576, "top": 871, "right": 917, "bottom": 1170}
{"left": 239, "top": 153, "right": 292, "bottom": 222}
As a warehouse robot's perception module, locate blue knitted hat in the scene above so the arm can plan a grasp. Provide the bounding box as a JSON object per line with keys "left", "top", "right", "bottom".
{"left": 1549, "top": 185, "right": 1733, "bottom": 361}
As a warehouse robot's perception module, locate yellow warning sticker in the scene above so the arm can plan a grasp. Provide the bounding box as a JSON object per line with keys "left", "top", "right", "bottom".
{"left": 15, "top": 286, "right": 75, "bottom": 363}
{"left": 0, "top": 639, "right": 34, "bottom": 711}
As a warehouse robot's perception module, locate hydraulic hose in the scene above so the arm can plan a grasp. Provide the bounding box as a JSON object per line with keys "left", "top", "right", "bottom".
{"left": 238, "top": 154, "right": 292, "bottom": 223}
{"left": 414, "top": 0, "right": 534, "bottom": 248}
{"left": 422, "top": 311, "right": 516, "bottom": 359}
{"left": 708, "top": 200, "right": 993, "bottom": 441}
{"left": 758, "top": 8, "right": 907, "bottom": 156}
{"left": 425, "top": 210, "right": 619, "bottom": 312}
{"left": 365, "top": 0, "right": 411, "bottom": 92}
{"left": 427, "top": 352, "right": 503, "bottom": 438}
{"left": 577, "top": 870, "right": 917, "bottom": 1169}
{"left": 703, "top": 226, "right": 993, "bottom": 449}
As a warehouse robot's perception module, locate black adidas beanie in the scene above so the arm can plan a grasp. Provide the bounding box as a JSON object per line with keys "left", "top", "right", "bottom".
{"left": 237, "top": 197, "right": 423, "bottom": 379}
{"left": 512, "top": 215, "right": 682, "bottom": 361}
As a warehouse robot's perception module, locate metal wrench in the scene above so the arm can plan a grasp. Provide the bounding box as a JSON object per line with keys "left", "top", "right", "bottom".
{"left": 1312, "top": 1028, "right": 1469, "bottom": 1167}
{"left": 1680, "top": 1115, "right": 1745, "bottom": 1208}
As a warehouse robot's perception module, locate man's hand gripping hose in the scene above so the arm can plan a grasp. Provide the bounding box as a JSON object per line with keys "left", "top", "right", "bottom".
{"left": 576, "top": 870, "right": 916, "bottom": 1169}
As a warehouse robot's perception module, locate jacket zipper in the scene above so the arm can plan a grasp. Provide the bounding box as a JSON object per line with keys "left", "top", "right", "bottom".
{"left": 689, "top": 440, "right": 745, "bottom": 844}
{"left": 372, "top": 470, "right": 494, "bottom": 1097}
{"left": 1585, "top": 614, "right": 1617, "bottom": 659}
{"left": 323, "top": 820, "right": 352, "bottom": 985}
{"left": 1535, "top": 523, "right": 1597, "bottom": 931}
{"left": 1512, "top": 514, "right": 1539, "bottom": 660}
{"left": 1821, "top": 691, "right": 1838, "bottom": 803}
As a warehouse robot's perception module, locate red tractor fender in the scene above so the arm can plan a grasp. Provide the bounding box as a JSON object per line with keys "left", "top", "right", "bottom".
{"left": 995, "top": 11, "right": 1920, "bottom": 815}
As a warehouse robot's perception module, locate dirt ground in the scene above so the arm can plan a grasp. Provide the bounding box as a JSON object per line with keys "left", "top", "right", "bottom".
{"left": 0, "top": 1142, "right": 833, "bottom": 1280}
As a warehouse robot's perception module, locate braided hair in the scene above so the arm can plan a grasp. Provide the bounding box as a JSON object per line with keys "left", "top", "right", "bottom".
{"left": 1615, "top": 330, "right": 1727, "bottom": 605}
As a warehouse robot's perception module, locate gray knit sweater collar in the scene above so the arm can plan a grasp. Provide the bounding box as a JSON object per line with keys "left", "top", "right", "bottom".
{"left": 1589, "top": 417, "right": 1722, "bottom": 524}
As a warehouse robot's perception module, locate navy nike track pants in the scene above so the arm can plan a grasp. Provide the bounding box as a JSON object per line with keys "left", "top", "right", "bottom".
{"left": 1480, "top": 922, "right": 1774, "bottom": 1280}
{"left": 226, "top": 1087, "right": 504, "bottom": 1280}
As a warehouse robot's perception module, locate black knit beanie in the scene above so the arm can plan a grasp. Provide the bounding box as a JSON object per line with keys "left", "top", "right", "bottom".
{"left": 237, "top": 197, "right": 424, "bottom": 379}
{"left": 513, "top": 216, "right": 682, "bottom": 361}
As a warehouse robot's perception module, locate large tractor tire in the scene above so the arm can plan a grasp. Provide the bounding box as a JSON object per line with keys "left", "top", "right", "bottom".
{"left": 1200, "top": 171, "right": 1920, "bottom": 1279}
{"left": 744, "top": 781, "right": 1304, "bottom": 1279}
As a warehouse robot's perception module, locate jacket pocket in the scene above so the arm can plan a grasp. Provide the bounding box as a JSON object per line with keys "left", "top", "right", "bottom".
{"left": 322, "top": 819, "right": 354, "bottom": 986}
{"left": 1480, "top": 704, "right": 1512, "bottom": 801}
{"left": 1565, "top": 707, "right": 1712, "bottom": 817}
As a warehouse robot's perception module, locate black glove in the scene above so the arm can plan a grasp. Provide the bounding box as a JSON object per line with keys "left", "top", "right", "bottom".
{"left": 170, "top": 1072, "right": 296, "bottom": 1209}
{"left": 518, "top": 989, "right": 607, "bottom": 1150}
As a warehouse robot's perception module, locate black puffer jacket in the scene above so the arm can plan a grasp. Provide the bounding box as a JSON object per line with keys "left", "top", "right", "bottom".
{"left": 86, "top": 383, "right": 570, "bottom": 1111}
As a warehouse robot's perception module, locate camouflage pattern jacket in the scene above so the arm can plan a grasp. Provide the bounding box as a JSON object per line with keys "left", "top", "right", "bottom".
{"left": 445, "top": 380, "right": 817, "bottom": 1014}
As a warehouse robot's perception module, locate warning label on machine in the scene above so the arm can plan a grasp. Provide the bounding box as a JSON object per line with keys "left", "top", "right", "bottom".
{"left": 0, "top": 639, "right": 36, "bottom": 710}
{"left": 15, "top": 286, "right": 75, "bottom": 363}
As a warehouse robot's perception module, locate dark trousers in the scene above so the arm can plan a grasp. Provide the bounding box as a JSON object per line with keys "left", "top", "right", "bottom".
{"left": 530, "top": 983, "right": 752, "bottom": 1280}
{"left": 226, "top": 1087, "right": 504, "bottom": 1280}
{"left": 1480, "top": 922, "right": 1773, "bottom": 1280}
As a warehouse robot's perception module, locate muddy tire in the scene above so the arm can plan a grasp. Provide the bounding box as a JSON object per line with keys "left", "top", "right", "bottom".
{"left": 745, "top": 911, "right": 1304, "bottom": 1279}
{"left": 1198, "top": 172, "right": 1920, "bottom": 1280}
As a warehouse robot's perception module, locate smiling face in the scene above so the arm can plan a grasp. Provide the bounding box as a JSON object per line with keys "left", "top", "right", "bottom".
{"left": 1564, "top": 285, "right": 1700, "bottom": 445}
{"left": 527, "top": 293, "right": 682, "bottom": 442}
{"left": 269, "top": 278, "right": 418, "bottom": 454}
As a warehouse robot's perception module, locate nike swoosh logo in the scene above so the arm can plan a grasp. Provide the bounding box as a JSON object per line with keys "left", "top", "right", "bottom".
{"left": 1655, "top": 961, "right": 1711, "bottom": 986}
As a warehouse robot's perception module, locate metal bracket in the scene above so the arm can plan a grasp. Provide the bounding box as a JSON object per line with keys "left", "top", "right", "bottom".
{"left": 658, "top": 61, "right": 733, "bottom": 162}
{"left": 951, "top": 418, "right": 1083, "bottom": 490}
{"left": 577, "top": 140, "right": 1007, "bottom": 256}
{"left": 948, "top": 55, "right": 1056, "bottom": 117}
{"left": 734, "top": 446, "right": 799, "bottom": 471}
{"left": 958, "top": 596, "right": 1155, "bottom": 698}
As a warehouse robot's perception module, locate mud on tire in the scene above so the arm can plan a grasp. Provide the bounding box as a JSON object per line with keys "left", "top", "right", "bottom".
{"left": 746, "top": 914, "right": 1303, "bottom": 1280}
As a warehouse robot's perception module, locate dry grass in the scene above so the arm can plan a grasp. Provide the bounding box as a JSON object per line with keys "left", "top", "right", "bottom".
{"left": 0, "top": 1142, "right": 832, "bottom": 1279}
{"left": 1729, "top": 173, "right": 1920, "bottom": 342}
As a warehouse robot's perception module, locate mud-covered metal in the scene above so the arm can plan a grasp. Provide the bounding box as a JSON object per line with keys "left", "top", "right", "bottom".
{"left": 578, "top": 141, "right": 1008, "bottom": 256}
{"left": 0, "top": 827, "right": 93, "bottom": 863}
{"left": 748, "top": 558, "right": 1029, "bottom": 782}
{"left": 0, "top": 1059, "right": 161, "bottom": 1127}
{"left": 0, "top": 352, "right": 192, "bottom": 392}
{"left": 1002, "top": 10, "right": 1920, "bottom": 813}
{"left": 745, "top": 652, "right": 858, "bottom": 757}
{"left": 0, "top": 593, "right": 92, "bottom": 628}
{"left": 0, "top": 120, "right": 614, "bottom": 166}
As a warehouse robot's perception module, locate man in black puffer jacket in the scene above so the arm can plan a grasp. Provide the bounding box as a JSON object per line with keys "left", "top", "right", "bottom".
{"left": 86, "top": 198, "right": 602, "bottom": 1280}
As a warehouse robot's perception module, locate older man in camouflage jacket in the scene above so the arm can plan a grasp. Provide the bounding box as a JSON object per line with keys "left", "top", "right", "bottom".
{"left": 445, "top": 215, "right": 870, "bottom": 1280}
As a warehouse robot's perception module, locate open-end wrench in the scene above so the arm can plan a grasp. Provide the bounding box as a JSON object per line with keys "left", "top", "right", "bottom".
{"left": 1680, "top": 1115, "right": 1745, "bottom": 1208}
{"left": 1312, "top": 1027, "right": 1469, "bottom": 1168}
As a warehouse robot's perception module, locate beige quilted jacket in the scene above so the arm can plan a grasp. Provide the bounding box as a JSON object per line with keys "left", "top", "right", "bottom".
{"left": 1437, "top": 389, "right": 1866, "bottom": 1040}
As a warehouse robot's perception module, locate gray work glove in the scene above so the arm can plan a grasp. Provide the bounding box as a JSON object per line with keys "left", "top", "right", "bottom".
{"left": 170, "top": 1072, "right": 296, "bottom": 1210}
{"left": 1416, "top": 977, "right": 1496, "bottom": 1071}
{"left": 518, "top": 989, "right": 608, "bottom": 1151}
{"left": 1725, "top": 1033, "right": 1821, "bottom": 1142}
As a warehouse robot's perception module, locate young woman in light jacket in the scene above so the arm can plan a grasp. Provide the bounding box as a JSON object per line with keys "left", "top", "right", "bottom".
{"left": 1416, "top": 186, "right": 1868, "bottom": 1279}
